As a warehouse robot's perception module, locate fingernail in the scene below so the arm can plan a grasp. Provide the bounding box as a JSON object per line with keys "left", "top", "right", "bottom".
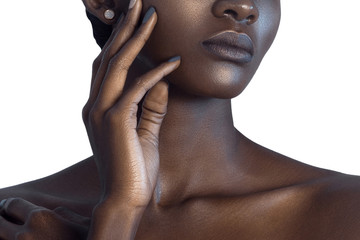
{"left": 142, "top": 7, "right": 155, "bottom": 24}
{"left": 0, "top": 199, "right": 7, "bottom": 210}
{"left": 129, "top": 0, "right": 137, "bottom": 9}
{"left": 168, "top": 56, "right": 181, "bottom": 62}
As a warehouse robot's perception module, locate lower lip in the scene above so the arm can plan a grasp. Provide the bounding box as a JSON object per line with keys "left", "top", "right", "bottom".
{"left": 201, "top": 43, "right": 253, "bottom": 64}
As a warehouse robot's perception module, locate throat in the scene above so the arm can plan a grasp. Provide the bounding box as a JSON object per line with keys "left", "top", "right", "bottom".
{"left": 152, "top": 87, "right": 242, "bottom": 207}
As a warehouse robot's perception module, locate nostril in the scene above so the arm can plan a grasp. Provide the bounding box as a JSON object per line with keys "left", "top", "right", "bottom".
{"left": 224, "top": 9, "right": 238, "bottom": 18}
{"left": 246, "top": 15, "right": 256, "bottom": 23}
{"left": 213, "top": 1, "right": 259, "bottom": 24}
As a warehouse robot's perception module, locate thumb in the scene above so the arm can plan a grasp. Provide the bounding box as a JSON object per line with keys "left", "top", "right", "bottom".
{"left": 137, "top": 80, "right": 168, "bottom": 145}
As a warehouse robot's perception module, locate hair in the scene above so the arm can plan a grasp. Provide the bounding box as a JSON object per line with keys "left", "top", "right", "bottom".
{"left": 86, "top": 11, "right": 113, "bottom": 49}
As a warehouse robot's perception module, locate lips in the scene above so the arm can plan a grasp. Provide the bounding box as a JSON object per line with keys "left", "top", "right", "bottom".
{"left": 201, "top": 31, "right": 254, "bottom": 64}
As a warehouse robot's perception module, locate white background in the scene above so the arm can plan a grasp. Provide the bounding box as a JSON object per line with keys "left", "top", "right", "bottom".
{"left": 0, "top": 0, "right": 359, "bottom": 188}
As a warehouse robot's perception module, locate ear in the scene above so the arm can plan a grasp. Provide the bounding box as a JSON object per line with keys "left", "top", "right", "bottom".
{"left": 82, "top": 0, "right": 126, "bottom": 24}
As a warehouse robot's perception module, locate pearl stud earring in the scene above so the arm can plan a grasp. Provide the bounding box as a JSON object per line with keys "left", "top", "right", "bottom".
{"left": 104, "top": 9, "right": 115, "bottom": 20}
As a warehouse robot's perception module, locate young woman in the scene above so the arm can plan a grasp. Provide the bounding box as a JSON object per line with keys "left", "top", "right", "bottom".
{"left": 0, "top": 0, "right": 359, "bottom": 239}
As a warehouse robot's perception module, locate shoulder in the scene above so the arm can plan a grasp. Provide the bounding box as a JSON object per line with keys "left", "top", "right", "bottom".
{"left": 250, "top": 146, "right": 360, "bottom": 240}
{"left": 307, "top": 173, "right": 360, "bottom": 239}
{"left": 0, "top": 156, "right": 100, "bottom": 216}
{"left": 314, "top": 173, "right": 360, "bottom": 212}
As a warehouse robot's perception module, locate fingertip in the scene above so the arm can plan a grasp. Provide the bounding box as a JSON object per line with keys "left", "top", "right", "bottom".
{"left": 168, "top": 56, "right": 181, "bottom": 63}
{"left": 142, "top": 7, "right": 156, "bottom": 24}
{"left": 0, "top": 199, "right": 6, "bottom": 208}
{"left": 167, "top": 56, "right": 181, "bottom": 70}
{"left": 141, "top": 81, "right": 169, "bottom": 113}
{"left": 129, "top": 0, "right": 137, "bottom": 9}
{"left": 0, "top": 199, "right": 7, "bottom": 214}
{"left": 152, "top": 80, "right": 169, "bottom": 100}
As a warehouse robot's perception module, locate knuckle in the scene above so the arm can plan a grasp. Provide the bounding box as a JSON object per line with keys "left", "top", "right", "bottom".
{"left": 109, "top": 57, "right": 130, "bottom": 72}
{"left": 104, "top": 108, "right": 132, "bottom": 127}
{"left": 28, "top": 209, "right": 47, "bottom": 219}
{"left": 5, "top": 197, "right": 22, "bottom": 209}
{"left": 109, "top": 106, "right": 137, "bottom": 129}
{"left": 102, "top": 49, "right": 112, "bottom": 62}
{"left": 88, "top": 105, "right": 103, "bottom": 126}
{"left": 135, "top": 78, "right": 148, "bottom": 92}
{"left": 82, "top": 103, "right": 91, "bottom": 123}
{"left": 126, "top": 20, "right": 137, "bottom": 31}
{"left": 28, "top": 209, "right": 53, "bottom": 224}
{"left": 16, "top": 231, "right": 32, "bottom": 240}
{"left": 134, "top": 33, "right": 148, "bottom": 45}
{"left": 106, "top": 45, "right": 121, "bottom": 60}
{"left": 104, "top": 109, "right": 120, "bottom": 125}
{"left": 124, "top": 103, "right": 140, "bottom": 119}
{"left": 92, "top": 56, "right": 102, "bottom": 71}
{"left": 142, "top": 105, "right": 166, "bottom": 120}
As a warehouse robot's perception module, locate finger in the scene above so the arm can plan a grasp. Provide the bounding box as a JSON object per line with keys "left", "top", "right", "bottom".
{"left": 0, "top": 199, "right": 6, "bottom": 214}
{"left": 2, "top": 198, "right": 43, "bottom": 223}
{"left": 113, "top": 56, "right": 180, "bottom": 116}
{"left": 137, "top": 80, "right": 168, "bottom": 145}
{"left": 90, "top": 1, "right": 140, "bottom": 91}
{"left": 88, "top": 0, "right": 143, "bottom": 106}
{"left": 83, "top": 0, "right": 143, "bottom": 125}
{"left": 89, "top": 13, "right": 125, "bottom": 92}
{"left": 100, "top": 0, "right": 142, "bottom": 62}
{"left": 0, "top": 215, "right": 18, "bottom": 240}
{"left": 53, "top": 207, "right": 90, "bottom": 226}
{"left": 94, "top": 6, "right": 158, "bottom": 112}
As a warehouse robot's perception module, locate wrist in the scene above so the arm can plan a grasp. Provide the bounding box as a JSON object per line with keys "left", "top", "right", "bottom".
{"left": 88, "top": 200, "right": 146, "bottom": 240}
{"left": 94, "top": 198, "right": 147, "bottom": 217}
{"left": 100, "top": 191, "right": 151, "bottom": 209}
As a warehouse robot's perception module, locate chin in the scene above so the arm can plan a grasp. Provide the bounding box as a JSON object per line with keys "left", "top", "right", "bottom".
{"left": 163, "top": 54, "right": 261, "bottom": 99}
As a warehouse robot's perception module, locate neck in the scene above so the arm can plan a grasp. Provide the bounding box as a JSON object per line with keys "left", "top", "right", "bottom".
{"left": 153, "top": 85, "right": 243, "bottom": 206}
{"left": 129, "top": 60, "right": 248, "bottom": 206}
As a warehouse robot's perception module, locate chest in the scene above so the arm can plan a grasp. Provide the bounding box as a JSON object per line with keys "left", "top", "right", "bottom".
{"left": 134, "top": 189, "right": 329, "bottom": 240}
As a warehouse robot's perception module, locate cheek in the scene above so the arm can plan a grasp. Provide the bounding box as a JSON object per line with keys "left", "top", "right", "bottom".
{"left": 140, "top": 21, "right": 255, "bottom": 97}
{"left": 140, "top": 0, "right": 210, "bottom": 63}
{"left": 255, "top": 1, "right": 281, "bottom": 56}
{"left": 139, "top": 1, "right": 281, "bottom": 99}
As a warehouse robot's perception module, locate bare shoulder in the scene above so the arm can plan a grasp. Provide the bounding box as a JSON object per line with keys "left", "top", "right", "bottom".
{"left": 0, "top": 156, "right": 100, "bottom": 216}
{"left": 307, "top": 173, "right": 360, "bottom": 239}
{"left": 323, "top": 173, "right": 360, "bottom": 199}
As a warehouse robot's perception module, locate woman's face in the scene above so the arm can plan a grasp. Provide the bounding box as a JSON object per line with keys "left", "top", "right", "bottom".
{"left": 128, "top": 0, "right": 281, "bottom": 98}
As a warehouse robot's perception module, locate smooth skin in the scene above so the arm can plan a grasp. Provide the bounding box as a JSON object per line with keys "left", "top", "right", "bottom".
{"left": 1, "top": 0, "right": 360, "bottom": 239}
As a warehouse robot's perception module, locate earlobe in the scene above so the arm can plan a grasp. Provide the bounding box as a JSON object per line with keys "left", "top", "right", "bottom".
{"left": 104, "top": 9, "right": 116, "bottom": 20}
{"left": 82, "top": 0, "right": 120, "bottom": 24}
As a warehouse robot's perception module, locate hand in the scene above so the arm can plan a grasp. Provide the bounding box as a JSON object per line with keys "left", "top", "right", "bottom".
{"left": 0, "top": 198, "right": 89, "bottom": 240}
{"left": 82, "top": 0, "right": 180, "bottom": 209}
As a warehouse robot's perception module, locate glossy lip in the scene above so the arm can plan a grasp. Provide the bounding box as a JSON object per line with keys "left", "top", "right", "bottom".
{"left": 201, "top": 31, "right": 254, "bottom": 64}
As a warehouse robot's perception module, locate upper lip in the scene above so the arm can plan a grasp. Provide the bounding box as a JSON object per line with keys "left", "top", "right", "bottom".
{"left": 201, "top": 31, "right": 254, "bottom": 56}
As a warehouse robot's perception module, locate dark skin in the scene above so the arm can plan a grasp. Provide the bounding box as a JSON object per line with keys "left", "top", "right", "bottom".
{"left": 1, "top": 0, "right": 360, "bottom": 239}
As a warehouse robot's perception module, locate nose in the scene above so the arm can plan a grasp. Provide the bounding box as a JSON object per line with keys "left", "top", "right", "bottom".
{"left": 212, "top": 0, "right": 259, "bottom": 24}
